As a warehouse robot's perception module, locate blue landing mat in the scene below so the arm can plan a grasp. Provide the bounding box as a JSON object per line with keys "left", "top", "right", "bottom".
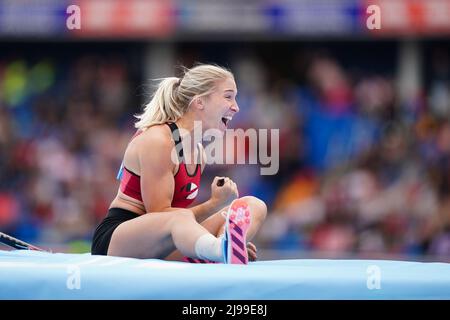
{"left": 0, "top": 250, "right": 449, "bottom": 299}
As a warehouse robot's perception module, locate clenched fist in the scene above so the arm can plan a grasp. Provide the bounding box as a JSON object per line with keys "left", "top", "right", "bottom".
{"left": 211, "top": 176, "right": 239, "bottom": 209}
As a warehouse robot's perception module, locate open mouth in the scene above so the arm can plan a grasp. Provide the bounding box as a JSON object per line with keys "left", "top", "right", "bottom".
{"left": 221, "top": 116, "right": 232, "bottom": 127}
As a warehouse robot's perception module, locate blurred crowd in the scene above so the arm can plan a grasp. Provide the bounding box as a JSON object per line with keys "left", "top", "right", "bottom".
{"left": 0, "top": 53, "right": 137, "bottom": 248}
{"left": 0, "top": 42, "right": 449, "bottom": 260}
{"left": 229, "top": 46, "right": 450, "bottom": 261}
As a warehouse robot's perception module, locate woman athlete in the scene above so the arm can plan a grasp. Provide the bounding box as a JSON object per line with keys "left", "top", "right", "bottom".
{"left": 91, "top": 64, "right": 267, "bottom": 264}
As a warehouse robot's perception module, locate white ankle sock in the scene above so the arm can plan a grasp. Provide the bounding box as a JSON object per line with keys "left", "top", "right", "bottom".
{"left": 194, "top": 233, "right": 224, "bottom": 262}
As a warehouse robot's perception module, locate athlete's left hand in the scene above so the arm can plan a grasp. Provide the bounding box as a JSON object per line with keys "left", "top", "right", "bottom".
{"left": 247, "top": 242, "right": 257, "bottom": 261}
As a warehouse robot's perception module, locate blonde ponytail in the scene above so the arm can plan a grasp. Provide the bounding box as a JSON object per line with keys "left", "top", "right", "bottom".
{"left": 135, "top": 64, "right": 234, "bottom": 130}
{"left": 134, "top": 77, "right": 182, "bottom": 130}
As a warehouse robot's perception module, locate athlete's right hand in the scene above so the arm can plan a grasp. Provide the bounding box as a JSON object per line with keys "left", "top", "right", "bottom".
{"left": 211, "top": 176, "right": 239, "bottom": 208}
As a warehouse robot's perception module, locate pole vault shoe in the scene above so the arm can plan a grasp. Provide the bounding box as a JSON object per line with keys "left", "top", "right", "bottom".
{"left": 223, "top": 198, "right": 251, "bottom": 265}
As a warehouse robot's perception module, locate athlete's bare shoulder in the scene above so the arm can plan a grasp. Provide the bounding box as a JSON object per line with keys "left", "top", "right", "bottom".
{"left": 132, "top": 124, "right": 173, "bottom": 150}
{"left": 122, "top": 124, "right": 174, "bottom": 175}
{"left": 135, "top": 124, "right": 177, "bottom": 169}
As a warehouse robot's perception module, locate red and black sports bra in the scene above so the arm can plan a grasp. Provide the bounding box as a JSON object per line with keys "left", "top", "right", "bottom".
{"left": 117, "top": 123, "right": 202, "bottom": 208}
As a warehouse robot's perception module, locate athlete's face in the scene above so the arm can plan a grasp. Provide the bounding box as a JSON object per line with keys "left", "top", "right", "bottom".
{"left": 202, "top": 77, "right": 239, "bottom": 132}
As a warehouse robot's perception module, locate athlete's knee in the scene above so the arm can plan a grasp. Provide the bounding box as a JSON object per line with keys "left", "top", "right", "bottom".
{"left": 169, "top": 209, "right": 197, "bottom": 236}
{"left": 241, "top": 196, "right": 267, "bottom": 222}
{"left": 173, "top": 209, "right": 195, "bottom": 221}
